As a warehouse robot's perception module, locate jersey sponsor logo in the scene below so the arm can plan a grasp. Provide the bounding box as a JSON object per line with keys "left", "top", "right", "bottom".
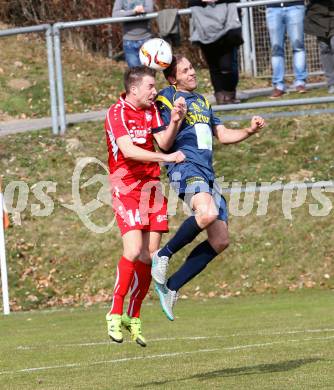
{"left": 185, "top": 102, "right": 210, "bottom": 126}
{"left": 185, "top": 112, "right": 210, "bottom": 126}
{"left": 129, "top": 129, "right": 148, "bottom": 144}
{"left": 157, "top": 214, "right": 167, "bottom": 223}
{"left": 132, "top": 137, "right": 146, "bottom": 144}
{"left": 192, "top": 102, "right": 202, "bottom": 112}
{"left": 134, "top": 129, "right": 147, "bottom": 137}
{"left": 196, "top": 97, "right": 209, "bottom": 108}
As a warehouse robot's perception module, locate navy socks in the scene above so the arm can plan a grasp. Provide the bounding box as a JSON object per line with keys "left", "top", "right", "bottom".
{"left": 158, "top": 216, "right": 202, "bottom": 258}
{"left": 167, "top": 240, "right": 218, "bottom": 292}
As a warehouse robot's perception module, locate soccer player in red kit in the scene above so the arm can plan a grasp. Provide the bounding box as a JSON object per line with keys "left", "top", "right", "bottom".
{"left": 105, "top": 66, "right": 186, "bottom": 346}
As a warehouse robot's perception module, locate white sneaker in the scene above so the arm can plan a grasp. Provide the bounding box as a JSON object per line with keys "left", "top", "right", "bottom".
{"left": 151, "top": 250, "right": 169, "bottom": 285}
{"left": 154, "top": 282, "right": 178, "bottom": 321}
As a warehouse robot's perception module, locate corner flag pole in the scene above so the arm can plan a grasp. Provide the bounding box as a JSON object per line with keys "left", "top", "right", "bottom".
{"left": 0, "top": 179, "right": 10, "bottom": 315}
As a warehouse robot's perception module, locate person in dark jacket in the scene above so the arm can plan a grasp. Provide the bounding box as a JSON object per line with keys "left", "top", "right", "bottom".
{"left": 188, "top": 0, "right": 243, "bottom": 105}
{"left": 305, "top": 0, "right": 334, "bottom": 93}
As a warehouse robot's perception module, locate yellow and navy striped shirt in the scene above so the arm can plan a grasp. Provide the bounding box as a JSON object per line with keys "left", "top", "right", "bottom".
{"left": 155, "top": 85, "right": 221, "bottom": 172}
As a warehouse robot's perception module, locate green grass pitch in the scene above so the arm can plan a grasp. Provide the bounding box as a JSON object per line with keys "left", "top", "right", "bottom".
{"left": 1, "top": 290, "right": 333, "bottom": 389}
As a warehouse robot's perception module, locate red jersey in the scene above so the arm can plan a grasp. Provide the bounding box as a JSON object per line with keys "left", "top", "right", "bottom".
{"left": 105, "top": 93, "right": 165, "bottom": 187}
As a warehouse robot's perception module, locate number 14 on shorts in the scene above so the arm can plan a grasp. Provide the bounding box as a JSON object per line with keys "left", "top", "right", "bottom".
{"left": 127, "top": 209, "right": 142, "bottom": 226}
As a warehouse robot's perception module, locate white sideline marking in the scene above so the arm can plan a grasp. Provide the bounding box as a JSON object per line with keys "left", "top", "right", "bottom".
{"left": 0, "top": 349, "right": 219, "bottom": 375}
{"left": 15, "top": 327, "right": 334, "bottom": 350}
{"left": 2, "top": 334, "right": 334, "bottom": 376}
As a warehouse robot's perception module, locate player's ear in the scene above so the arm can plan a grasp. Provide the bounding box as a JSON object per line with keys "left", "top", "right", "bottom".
{"left": 130, "top": 84, "right": 137, "bottom": 96}
{"left": 168, "top": 75, "right": 176, "bottom": 86}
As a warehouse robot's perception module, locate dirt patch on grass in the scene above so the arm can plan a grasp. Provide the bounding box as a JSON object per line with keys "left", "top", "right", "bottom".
{"left": 8, "top": 78, "right": 31, "bottom": 90}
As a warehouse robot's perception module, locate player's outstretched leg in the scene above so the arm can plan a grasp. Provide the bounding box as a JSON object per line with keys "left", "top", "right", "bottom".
{"left": 151, "top": 216, "right": 203, "bottom": 284}
{"left": 151, "top": 250, "right": 169, "bottom": 284}
{"left": 106, "top": 313, "right": 123, "bottom": 343}
{"left": 122, "top": 313, "right": 147, "bottom": 347}
{"left": 154, "top": 282, "right": 178, "bottom": 321}
{"left": 105, "top": 256, "right": 136, "bottom": 342}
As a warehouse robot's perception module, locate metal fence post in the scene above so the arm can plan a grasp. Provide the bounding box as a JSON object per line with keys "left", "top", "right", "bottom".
{"left": 0, "top": 24, "right": 59, "bottom": 135}
{"left": 107, "top": 25, "right": 113, "bottom": 59}
{"left": 53, "top": 25, "right": 67, "bottom": 135}
{"left": 248, "top": 6, "right": 258, "bottom": 76}
{"left": 45, "top": 26, "right": 59, "bottom": 135}
{"left": 241, "top": 0, "right": 253, "bottom": 75}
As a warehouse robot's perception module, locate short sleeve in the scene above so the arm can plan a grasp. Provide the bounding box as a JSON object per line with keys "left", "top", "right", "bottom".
{"left": 151, "top": 103, "right": 166, "bottom": 133}
{"left": 156, "top": 94, "right": 173, "bottom": 126}
{"left": 210, "top": 107, "right": 222, "bottom": 127}
{"left": 105, "top": 104, "right": 129, "bottom": 140}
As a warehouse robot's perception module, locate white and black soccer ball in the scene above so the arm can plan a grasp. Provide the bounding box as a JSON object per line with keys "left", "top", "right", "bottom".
{"left": 139, "top": 38, "right": 173, "bottom": 71}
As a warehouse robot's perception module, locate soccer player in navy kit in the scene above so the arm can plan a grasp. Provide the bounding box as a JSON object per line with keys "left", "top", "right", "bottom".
{"left": 151, "top": 55, "right": 265, "bottom": 320}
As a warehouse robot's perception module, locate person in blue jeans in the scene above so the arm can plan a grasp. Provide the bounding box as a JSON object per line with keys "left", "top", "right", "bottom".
{"left": 112, "top": 0, "right": 153, "bottom": 68}
{"left": 266, "top": 1, "right": 308, "bottom": 98}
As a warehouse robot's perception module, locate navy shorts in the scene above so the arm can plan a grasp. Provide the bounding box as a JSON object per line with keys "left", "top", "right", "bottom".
{"left": 167, "top": 161, "right": 228, "bottom": 222}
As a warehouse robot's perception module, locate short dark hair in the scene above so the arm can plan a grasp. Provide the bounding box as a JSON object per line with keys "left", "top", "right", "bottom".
{"left": 163, "top": 54, "right": 186, "bottom": 83}
{"left": 124, "top": 66, "right": 156, "bottom": 94}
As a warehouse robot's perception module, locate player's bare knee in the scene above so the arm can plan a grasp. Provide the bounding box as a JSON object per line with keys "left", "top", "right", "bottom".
{"left": 140, "top": 250, "right": 151, "bottom": 264}
{"left": 123, "top": 248, "right": 142, "bottom": 261}
{"left": 210, "top": 237, "right": 229, "bottom": 254}
{"left": 197, "top": 213, "right": 217, "bottom": 228}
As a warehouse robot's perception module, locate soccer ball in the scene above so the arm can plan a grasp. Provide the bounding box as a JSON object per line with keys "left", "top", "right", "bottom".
{"left": 139, "top": 38, "right": 173, "bottom": 70}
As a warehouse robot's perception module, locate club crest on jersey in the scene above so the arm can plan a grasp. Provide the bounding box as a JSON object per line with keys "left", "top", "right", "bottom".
{"left": 145, "top": 111, "right": 152, "bottom": 121}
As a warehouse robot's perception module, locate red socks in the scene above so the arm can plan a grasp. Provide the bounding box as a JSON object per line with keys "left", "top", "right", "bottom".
{"left": 127, "top": 261, "right": 152, "bottom": 318}
{"left": 109, "top": 256, "right": 135, "bottom": 315}
{"left": 108, "top": 257, "right": 152, "bottom": 317}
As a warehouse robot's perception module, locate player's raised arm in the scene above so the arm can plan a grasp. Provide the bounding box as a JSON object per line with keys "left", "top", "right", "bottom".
{"left": 116, "top": 135, "right": 185, "bottom": 163}
{"left": 153, "top": 96, "right": 187, "bottom": 151}
{"left": 213, "top": 116, "right": 265, "bottom": 144}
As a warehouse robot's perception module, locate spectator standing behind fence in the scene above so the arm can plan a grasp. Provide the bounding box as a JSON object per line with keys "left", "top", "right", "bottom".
{"left": 305, "top": 0, "right": 334, "bottom": 94}
{"left": 188, "top": 0, "right": 243, "bottom": 105}
{"left": 266, "top": 0, "right": 308, "bottom": 98}
{"left": 112, "top": 0, "right": 153, "bottom": 68}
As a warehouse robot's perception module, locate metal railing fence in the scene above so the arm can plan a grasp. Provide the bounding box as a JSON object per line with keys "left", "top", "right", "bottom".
{"left": 0, "top": 24, "right": 58, "bottom": 135}
{"left": 0, "top": 0, "right": 327, "bottom": 136}
{"left": 53, "top": 0, "right": 317, "bottom": 134}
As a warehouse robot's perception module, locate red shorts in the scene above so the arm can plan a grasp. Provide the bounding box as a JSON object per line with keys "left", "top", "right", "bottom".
{"left": 112, "top": 180, "right": 168, "bottom": 236}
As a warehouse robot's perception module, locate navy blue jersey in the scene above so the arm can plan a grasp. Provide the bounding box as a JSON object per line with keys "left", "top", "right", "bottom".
{"left": 155, "top": 85, "right": 222, "bottom": 173}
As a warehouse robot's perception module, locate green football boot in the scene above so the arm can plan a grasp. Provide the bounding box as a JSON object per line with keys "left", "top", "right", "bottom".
{"left": 106, "top": 313, "right": 123, "bottom": 343}
{"left": 122, "top": 313, "right": 147, "bottom": 347}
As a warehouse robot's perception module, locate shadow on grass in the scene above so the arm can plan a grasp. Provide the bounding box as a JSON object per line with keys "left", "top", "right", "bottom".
{"left": 137, "top": 358, "right": 322, "bottom": 387}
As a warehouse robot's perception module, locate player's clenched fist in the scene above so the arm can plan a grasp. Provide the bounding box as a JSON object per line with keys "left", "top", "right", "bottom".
{"left": 171, "top": 97, "right": 187, "bottom": 123}
{"left": 164, "top": 150, "right": 186, "bottom": 163}
{"left": 249, "top": 116, "right": 265, "bottom": 134}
